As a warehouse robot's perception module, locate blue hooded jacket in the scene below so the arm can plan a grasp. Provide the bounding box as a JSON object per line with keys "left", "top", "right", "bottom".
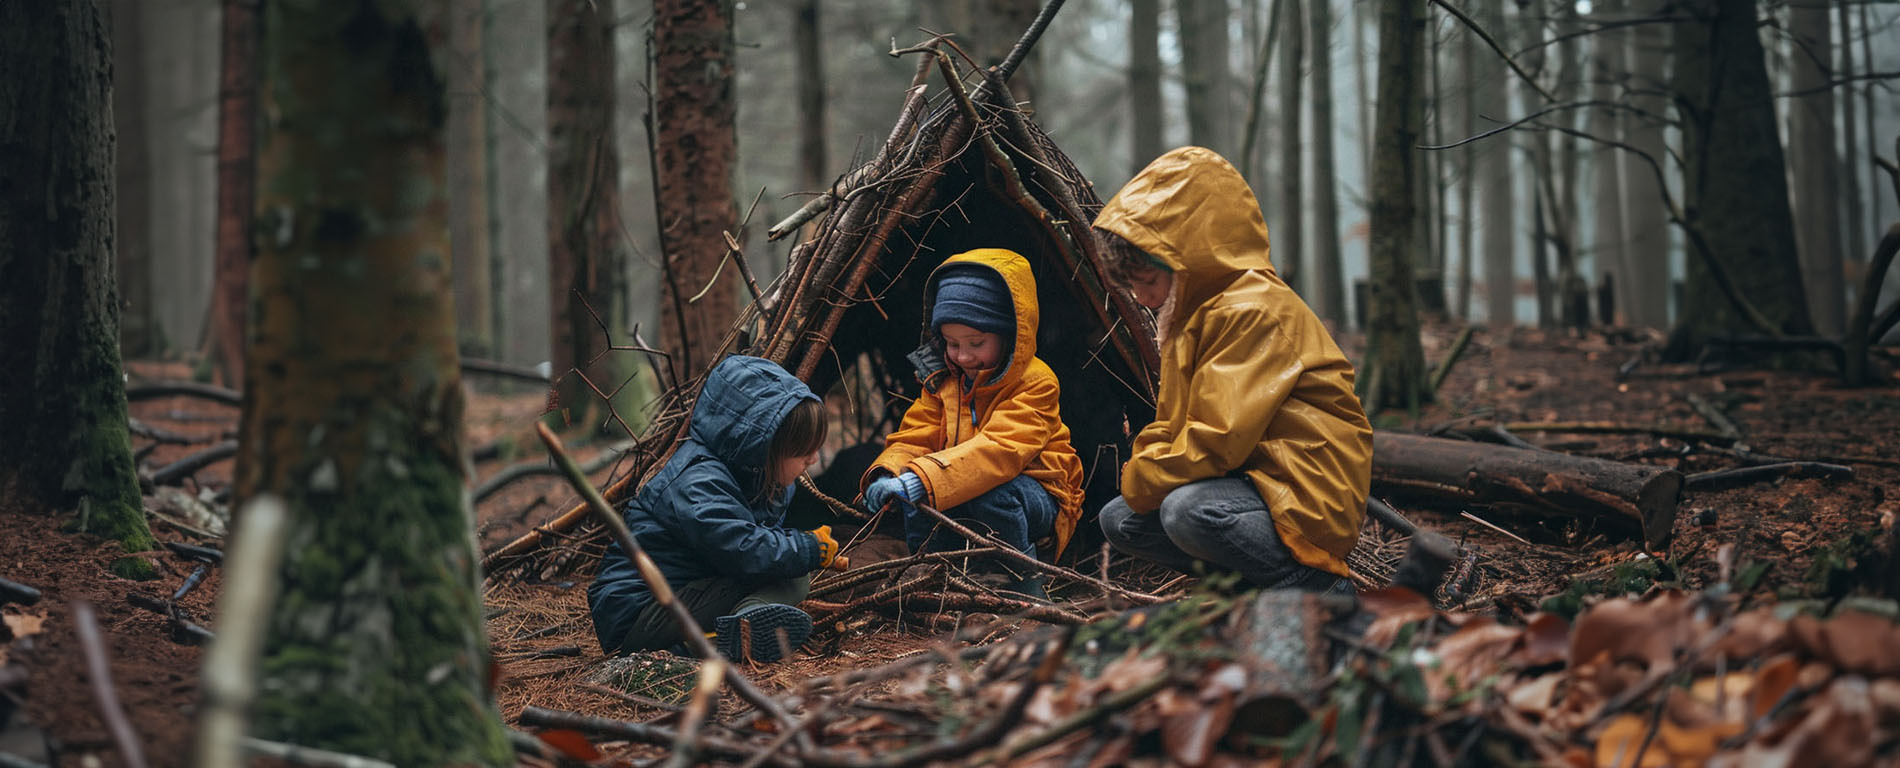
{"left": 588, "top": 356, "right": 824, "bottom": 653}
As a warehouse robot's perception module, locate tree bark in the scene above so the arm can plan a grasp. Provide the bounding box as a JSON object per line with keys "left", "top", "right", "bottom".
{"left": 239, "top": 1, "right": 509, "bottom": 762}
{"left": 1620, "top": 0, "right": 1671, "bottom": 328}
{"left": 548, "top": 0, "right": 626, "bottom": 428}
{"left": 1129, "top": 0, "right": 1163, "bottom": 174}
{"left": 654, "top": 0, "right": 740, "bottom": 380}
{"left": 1475, "top": 0, "right": 1514, "bottom": 328}
{"left": 1787, "top": 0, "right": 1843, "bottom": 335}
{"left": 1309, "top": 0, "right": 1344, "bottom": 326}
{"left": 1587, "top": 0, "right": 1628, "bottom": 324}
{"left": 1835, "top": 0, "right": 1865, "bottom": 272}
{"left": 488, "top": 0, "right": 548, "bottom": 367}
{"left": 450, "top": 0, "right": 493, "bottom": 357}
{"left": 793, "top": 0, "right": 826, "bottom": 194}
{"left": 1665, "top": 0, "right": 1814, "bottom": 358}
{"left": 1363, "top": 0, "right": 1429, "bottom": 412}
{"left": 1277, "top": 0, "right": 1304, "bottom": 288}
{"left": 1371, "top": 432, "right": 1682, "bottom": 549}
{"left": 212, "top": 0, "right": 257, "bottom": 390}
{"left": 0, "top": 0, "right": 156, "bottom": 569}
{"left": 109, "top": 0, "right": 156, "bottom": 358}
{"left": 1456, "top": 12, "right": 1475, "bottom": 321}
{"left": 1179, "top": 0, "right": 1236, "bottom": 158}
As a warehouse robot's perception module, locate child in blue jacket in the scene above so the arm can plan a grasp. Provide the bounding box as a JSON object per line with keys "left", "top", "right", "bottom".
{"left": 588, "top": 356, "right": 841, "bottom": 661}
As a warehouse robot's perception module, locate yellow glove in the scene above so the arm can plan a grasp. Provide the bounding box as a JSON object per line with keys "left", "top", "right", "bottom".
{"left": 810, "top": 525, "right": 841, "bottom": 570}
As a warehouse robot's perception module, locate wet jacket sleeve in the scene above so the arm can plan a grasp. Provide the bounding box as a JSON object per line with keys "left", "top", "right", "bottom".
{"left": 1122, "top": 306, "right": 1301, "bottom": 512}
{"left": 868, "top": 388, "right": 946, "bottom": 486}
{"left": 660, "top": 466, "right": 821, "bottom": 579}
{"left": 906, "top": 374, "right": 1064, "bottom": 511}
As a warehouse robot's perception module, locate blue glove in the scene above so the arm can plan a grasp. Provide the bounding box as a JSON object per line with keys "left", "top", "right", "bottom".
{"left": 863, "top": 474, "right": 918, "bottom": 512}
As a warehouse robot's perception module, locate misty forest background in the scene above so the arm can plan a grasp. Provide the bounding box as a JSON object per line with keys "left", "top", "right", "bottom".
{"left": 113, "top": 0, "right": 1900, "bottom": 401}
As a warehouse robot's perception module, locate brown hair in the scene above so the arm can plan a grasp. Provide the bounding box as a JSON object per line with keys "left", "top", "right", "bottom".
{"left": 768, "top": 398, "right": 828, "bottom": 466}
{"left": 1094, "top": 228, "right": 1169, "bottom": 284}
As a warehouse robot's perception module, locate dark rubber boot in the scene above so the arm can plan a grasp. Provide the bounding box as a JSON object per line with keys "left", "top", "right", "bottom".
{"left": 714, "top": 603, "right": 812, "bottom": 663}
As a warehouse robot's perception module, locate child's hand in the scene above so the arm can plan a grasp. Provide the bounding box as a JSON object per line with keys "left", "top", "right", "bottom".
{"left": 810, "top": 525, "right": 842, "bottom": 569}
{"left": 862, "top": 475, "right": 913, "bottom": 513}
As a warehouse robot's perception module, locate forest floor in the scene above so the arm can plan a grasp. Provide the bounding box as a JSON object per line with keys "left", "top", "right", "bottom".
{"left": 2, "top": 322, "right": 1897, "bottom": 766}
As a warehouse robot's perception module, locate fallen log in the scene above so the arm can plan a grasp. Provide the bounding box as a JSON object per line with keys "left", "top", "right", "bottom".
{"left": 1371, "top": 431, "right": 1683, "bottom": 549}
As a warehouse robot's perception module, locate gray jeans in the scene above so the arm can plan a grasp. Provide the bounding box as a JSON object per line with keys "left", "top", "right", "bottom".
{"left": 1099, "top": 478, "right": 1352, "bottom": 593}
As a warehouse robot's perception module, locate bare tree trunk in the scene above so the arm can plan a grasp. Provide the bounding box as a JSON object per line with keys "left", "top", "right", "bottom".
{"left": 450, "top": 0, "right": 493, "bottom": 356}
{"left": 1475, "top": 0, "right": 1513, "bottom": 328}
{"left": 1787, "top": 0, "right": 1843, "bottom": 335}
{"left": 0, "top": 0, "right": 157, "bottom": 573}
{"left": 793, "top": 0, "right": 826, "bottom": 193}
{"left": 654, "top": 0, "right": 740, "bottom": 379}
{"left": 489, "top": 0, "right": 547, "bottom": 367}
{"left": 109, "top": 0, "right": 155, "bottom": 358}
{"left": 211, "top": 0, "right": 256, "bottom": 390}
{"left": 957, "top": 0, "right": 1041, "bottom": 110}
{"left": 1666, "top": 0, "right": 1813, "bottom": 358}
{"left": 1456, "top": 11, "right": 1475, "bottom": 321}
{"left": 1863, "top": 2, "right": 1886, "bottom": 225}
{"left": 1277, "top": 0, "right": 1304, "bottom": 288}
{"left": 1620, "top": 0, "right": 1671, "bottom": 328}
{"left": 548, "top": 0, "right": 625, "bottom": 429}
{"left": 1413, "top": 7, "right": 1438, "bottom": 317}
{"left": 240, "top": 2, "right": 509, "bottom": 761}
{"left": 1129, "top": 0, "right": 1163, "bottom": 174}
{"left": 1836, "top": 0, "right": 1865, "bottom": 270}
{"left": 1240, "top": 0, "right": 1285, "bottom": 184}
{"left": 1521, "top": 7, "right": 1551, "bottom": 327}
{"left": 1354, "top": 0, "right": 1371, "bottom": 172}
{"left": 1179, "top": 0, "right": 1236, "bottom": 157}
{"left": 1588, "top": 0, "right": 1627, "bottom": 324}
{"left": 1364, "top": 0, "right": 1429, "bottom": 412}
{"left": 1310, "top": 0, "right": 1344, "bottom": 325}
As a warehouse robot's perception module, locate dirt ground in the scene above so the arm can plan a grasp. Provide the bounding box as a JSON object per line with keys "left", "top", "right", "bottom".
{"left": 2, "top": 324, "right": 1895, "bottom": 766}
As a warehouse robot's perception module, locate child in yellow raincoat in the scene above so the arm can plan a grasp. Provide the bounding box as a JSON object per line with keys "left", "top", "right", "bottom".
{"left": 1092, "top": 146, "right": 1374, "bottom": 593}
{"left": 859, "top": 248, "right": 1086, "bottom": 597}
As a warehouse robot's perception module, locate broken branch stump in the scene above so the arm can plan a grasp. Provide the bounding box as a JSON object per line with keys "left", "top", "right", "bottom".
{"left": 1371, "top": 431, "right": 1683, "bottom": 548}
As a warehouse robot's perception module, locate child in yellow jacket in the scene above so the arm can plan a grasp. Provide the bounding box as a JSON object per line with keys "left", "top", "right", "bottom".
{"left": 1092, "top": 147, "right": 1374, "bottom": 594}
{"left": 860, "top": 249, "right": 1085, "bottom": 596}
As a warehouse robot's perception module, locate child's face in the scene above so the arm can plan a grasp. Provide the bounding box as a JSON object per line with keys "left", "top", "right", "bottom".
{"left": 1122, "top": 265, "right": 1174, "bottom": 310}
{"left": 772, "top": 449, "right": 820, "bottom": 488}
{"left": 939, "top": 323, "right": 1005, "bottom": 373}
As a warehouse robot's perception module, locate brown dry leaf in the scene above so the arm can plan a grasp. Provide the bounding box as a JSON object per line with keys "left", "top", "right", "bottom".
{"left": 1432, "top": 618, "right": 1523, "bottom": 699}
{"left": 1159, "top": 664, "right": 1245, "bottom": 768}
{"left": 1358, "top": 586, "right": 1435, "bottom": 649}
{"left": 1814, "top": 611, "right": 1900, "bottom": 676}
{"left": 2, "top": 609, "right": 46, "bottom": 639}
{"left": 829, "top": 713, "right": 897, "bottom": 737}
{"left": 1727, "top": 677, "right": 1877, "bottom": 768}
{"left": 1506, "top": 672, "right": 1562, "bottom": 719}
{"left": 1712, "top": 608, "right": 1787, "bottom": 660}
{"left": 1684, "top": 672, "right": 1757, "bottom": 726}
{"left": 1594, "top": 713, "right": 1669, "bottom": 768}
{"left": 1570, "top": 591, "right": 1702, "bottom": 675}
{"left": 1512, "top": 613, "right": 1571, "bottom": 668}
{"left": 1093, "top": 649, "right": 1169, "bottom": 696}
{"left": 1750, "top": 655, "right": 1800, "bottom": 721}
{"left": 1869, "top": 678, "right": 1900, "bottom": 725}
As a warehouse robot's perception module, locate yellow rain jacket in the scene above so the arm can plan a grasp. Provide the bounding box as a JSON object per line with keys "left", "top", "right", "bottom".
{"left": 866, "top": 249, "right": 1087, "bottom": 558}
{"left": 1093, "top": 147, "right": 1374, "bottom": 577}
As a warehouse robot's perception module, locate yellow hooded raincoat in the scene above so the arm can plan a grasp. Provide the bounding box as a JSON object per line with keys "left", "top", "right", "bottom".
{"left": 1093, "top": 147, "right": 1374, "bottom": 577}
{"left": 867, "top": 249, "right": 1087, "bottom": 558}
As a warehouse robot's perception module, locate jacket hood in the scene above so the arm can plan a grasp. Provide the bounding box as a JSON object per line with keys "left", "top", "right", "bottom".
{"left": 688, "top": 356, "right": 820, "bottom": 498}
{"left": 922, "top": 249, "right": 1040, "bottom": 391}
{"left": 1093, "top": 146, "right": 1275, "bottom": 314}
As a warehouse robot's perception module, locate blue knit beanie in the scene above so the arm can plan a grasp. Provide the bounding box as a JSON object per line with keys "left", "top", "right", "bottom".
{"left": 930, "top": 266, "right": 1014, "bottom": 335}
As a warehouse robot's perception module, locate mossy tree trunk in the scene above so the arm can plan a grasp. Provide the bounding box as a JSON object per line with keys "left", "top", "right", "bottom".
{"left": 654, "top": 0, "right": 740, "bottom": 379}
{"left": 0, "top": 0, "right": 157, "bottom": 575}
{"left": 237, "top": 1, "right": 508, "bottom": 763}
{"left": 1362, "top": 0, "right": 1431, "bottom": 414}
{"left": 1664, "top": 0, "right": 1812, "bottom": 360}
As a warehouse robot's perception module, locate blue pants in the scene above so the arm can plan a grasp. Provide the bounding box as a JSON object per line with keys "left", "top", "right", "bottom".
{"left": 906, "top": 474, "right": 1056, "bottom": 561}
{"left": 1099, "top": 478, "right": 1352, "bottom": 594}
